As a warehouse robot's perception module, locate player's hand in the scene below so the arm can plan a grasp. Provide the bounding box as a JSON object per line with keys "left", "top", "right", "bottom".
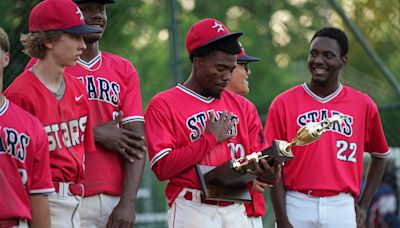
{"left": 248, "top": 157, "right": 280, "bottom": 183}
{"left": 252, "top": 179, "right": 268, "bottom": 192}
{"left": 107, "top": 200, "right": 135, "bottom": 228}
{"left": 355, "top": 204, "right": 367, "bottom": 228}
{"left": 94, "top": 111, "right": 146, "bottom": 163}
{"left": 206, "top": 110, "right": 235, "bottom": 143}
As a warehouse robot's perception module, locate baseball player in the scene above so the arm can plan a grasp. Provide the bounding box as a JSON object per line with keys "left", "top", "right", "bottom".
{"left": 145, "top": 18, "right": 279, "bottom": 228}
{"left": 25, "top": 1, "right": 146, "bottom": 227}
{"left": 0, "top": 27, "right": 53, "bottom": 228}
{"left": 264, "top": 27, "right": 389, "bottom": 228}
{"left": 226, "top": 46, "right": 267, "bottom": 228}
{"left": 4, "top": 0, "right": 99, "bottom": 227}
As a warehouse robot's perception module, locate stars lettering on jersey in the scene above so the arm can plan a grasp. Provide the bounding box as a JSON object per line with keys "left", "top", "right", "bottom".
{"left": 187, "top": 110, "right": 238, "bottom": 142}
{"left": 211, "top": 22, "right": 225, "bottom": 33}
{"left": 44, "top": 116, "right": 88, "bottom": 151}
{"left": 297, "top": 109, "right": 353, "bottom": 137}
{"left": 80, "top": 76, "right": 120, "bottom": 106}
{"left": 0, "top": 127, "right": 29, "bottom": 163}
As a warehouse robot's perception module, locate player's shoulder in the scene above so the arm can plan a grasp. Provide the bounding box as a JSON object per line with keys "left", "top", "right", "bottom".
{"left": 342, "top": 85, "right": 376, "bottom": 104}
{"left": 271, "top": 84, "right": 303, "bottom": 103}
{"left": 222, "top": 89, "right": 256, "bottom": 108}
{"left": 342, "top": 85, "right": 371, "bottom": 98}
{"left": 102, "top": 51, "right": 136, "bottom": 69}
{"left": 6, "top": 99, "right": 44, "bottom": 132}
{"left": 5, "top": 71, "right": 35, "bottom": 92}
{"left": 149, "top": 87, "right": 179, "bottom": 104}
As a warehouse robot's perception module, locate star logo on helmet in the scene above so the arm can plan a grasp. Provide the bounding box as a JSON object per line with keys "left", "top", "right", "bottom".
{"left": 211, "top": 22, "right": 225, "bottom": 33}
{"left": 75, "top": 7, "right": 84, "bottom": 21}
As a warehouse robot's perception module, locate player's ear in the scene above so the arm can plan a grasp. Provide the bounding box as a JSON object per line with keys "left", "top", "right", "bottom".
{"left": 2, "top": 51, "right": 10, "bottom": 68}
{"left": 193, "top": 56, "right": 203, "bottom": 70}
{"left": 339, "top": 55, "right": 348, "bottom": 68}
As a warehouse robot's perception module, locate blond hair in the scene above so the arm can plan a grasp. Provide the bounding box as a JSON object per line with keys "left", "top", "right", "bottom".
{"left": 20, "top": 31, "right": 63, "bottom": 59}
{"left": 0, "top": 27, "right": 10, "bottom": 53}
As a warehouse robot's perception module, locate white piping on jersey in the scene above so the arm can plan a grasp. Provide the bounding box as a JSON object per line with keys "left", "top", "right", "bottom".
{"left": 150, "top": 148, "right": 171, "bottom": 168}
{"left": 0, "top": 98, "right": 9, "bottom": 116}
{"left": 30, "top": 188, "right": 55, "bottom": 194}
{"left": 122, "top": 116, "right": 145, "bottom": 125}
{"left": 77, "top": 52, "right": 102, "bottom": 70}
{"left": 177, "top": 84, "right": 215, "bottom": 104}
{"left": 370, "top": 150, "right": 390, "bottom": 158}
{"left": 302, "top": 83, "right": 343, "bottom": 104}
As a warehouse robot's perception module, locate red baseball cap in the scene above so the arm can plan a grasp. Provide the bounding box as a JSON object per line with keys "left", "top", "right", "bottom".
{"left": 29, "top": 0, "right": 101, "bottom": 34}
{"left": 186, "top": 18, "right": 243, "bottom": 55}
{"left": 237, "top": 44, "right": 260, "bottom": 62}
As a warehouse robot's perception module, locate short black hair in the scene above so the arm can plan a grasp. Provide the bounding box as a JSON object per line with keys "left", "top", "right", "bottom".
{"left": 190, "top": 36, "right": 241, "bottom": 62}
{"left": 311, "top": 27, "right": 349, "bottom": 56}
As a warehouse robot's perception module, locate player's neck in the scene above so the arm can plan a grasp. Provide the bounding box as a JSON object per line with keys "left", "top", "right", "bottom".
{"left": 183, "top": 76, "right": 210, "bottom": 98}
{"left": 306, "top": 81, "right": 340, "bottom": 98}
{"left": 33, "top": 61, "right": 64, "bottom": 93}
{"left": 80, "top": 42, "right": 100, "bottom": 62}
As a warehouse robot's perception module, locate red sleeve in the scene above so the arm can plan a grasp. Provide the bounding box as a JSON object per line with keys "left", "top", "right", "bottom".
{"left": 246, "top": 101, "right": 268, "bottom": 154}
{"left": 145, "top": 99, "right": 218, "bottom": 181}
{"left": 30, "top": 123, "right": 54, "bottom": 194}
{"left": 364, "top": 98, "right": 389, "bottom": 157}
{"left": 121, "top": 65, "right": 144, "bottom": 124}
{"left": 264, "top": 97, "right": 287, "bottom": 145}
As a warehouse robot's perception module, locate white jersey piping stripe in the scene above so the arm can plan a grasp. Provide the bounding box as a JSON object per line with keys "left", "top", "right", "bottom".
{"left": 176, "top": 84, "right": 215, "bottom": 104}
{"left": 302, "top": 83, "right": 343, "bottom": 104}
{"left": 150, "top": 148, "right": 171, "bottom": 168}
{"left": 122, "top": 116, "right": 145, "bottom": 124}
{"left": 30, "top": 188, "right": 55, "bottom": 194}
{"left": 0, "top": 98, "right": 9, "bottom": 116}
{"left": 77, "top": 52, "right": 101, "bottom": 69}
{"left": 369, "top": 150, "right": 390, "bottom": 158}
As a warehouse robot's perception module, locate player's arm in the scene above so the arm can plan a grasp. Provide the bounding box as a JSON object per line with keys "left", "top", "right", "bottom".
{"left": 356, "top": 100, "right": 390, "bottom": 226}
{"left": 270, "top": 174, "right": 293, "bottom": 228}
{"left": 263, "top": 98, "right": 292, "bottom": 227}
{"left": 93, "top": 112, "right": 146, "bottom": 162}
{"left": 107, "top": 121, "right": 145, "bottom": 228}
{"left": 29, "top": 123, "right": 53, "bottom": 228}
{"left": 146, "top": 103, "right": 233, "bottom": 181}
{"left": 356, "top": 156, "right": 387, "bottom": 225}
{"left": 245, "top": 102, "right": 280, "bottom": 183}
{"left": 29, "top": 194, "right": 50, "bottom": 228}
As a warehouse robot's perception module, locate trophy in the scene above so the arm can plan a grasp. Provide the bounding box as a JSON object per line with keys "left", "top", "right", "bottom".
{"left": 196, "top": 114, "right": 346, "bottom": 202}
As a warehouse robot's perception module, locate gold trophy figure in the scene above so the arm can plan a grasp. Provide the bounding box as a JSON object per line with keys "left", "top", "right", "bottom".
{"left": 231, "top": 113, "right": 347, "bottom": 170}
{"left": 196, "top": 114, "right": 347, "bottom": 202}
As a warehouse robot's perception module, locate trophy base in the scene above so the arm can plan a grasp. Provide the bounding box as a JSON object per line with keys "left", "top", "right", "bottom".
{"left": 196, "top": 164, "right": 252, "bottom": 203}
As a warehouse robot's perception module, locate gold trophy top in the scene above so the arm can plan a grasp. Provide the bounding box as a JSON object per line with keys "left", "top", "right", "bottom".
{"left": 285, "top": 114, "right": 346, "bottom": 150}
{"left": 232, "top": 114, "right": 346, "bottom": 169}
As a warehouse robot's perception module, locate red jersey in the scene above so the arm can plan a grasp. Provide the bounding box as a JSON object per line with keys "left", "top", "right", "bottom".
{"left": 26, "top": 53, "right": 143, "bottom": 196}
{"left": 264, "top": 83, "right": 389, "bottom": 196}
{"left": 0, "top": 98, "right": 54, "bottom": 220}
{"left": 145, "top": 84, "right": 267, "bottom": 207}
{"left": 4, "top": 71, "right": 95, "bottom": 184}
